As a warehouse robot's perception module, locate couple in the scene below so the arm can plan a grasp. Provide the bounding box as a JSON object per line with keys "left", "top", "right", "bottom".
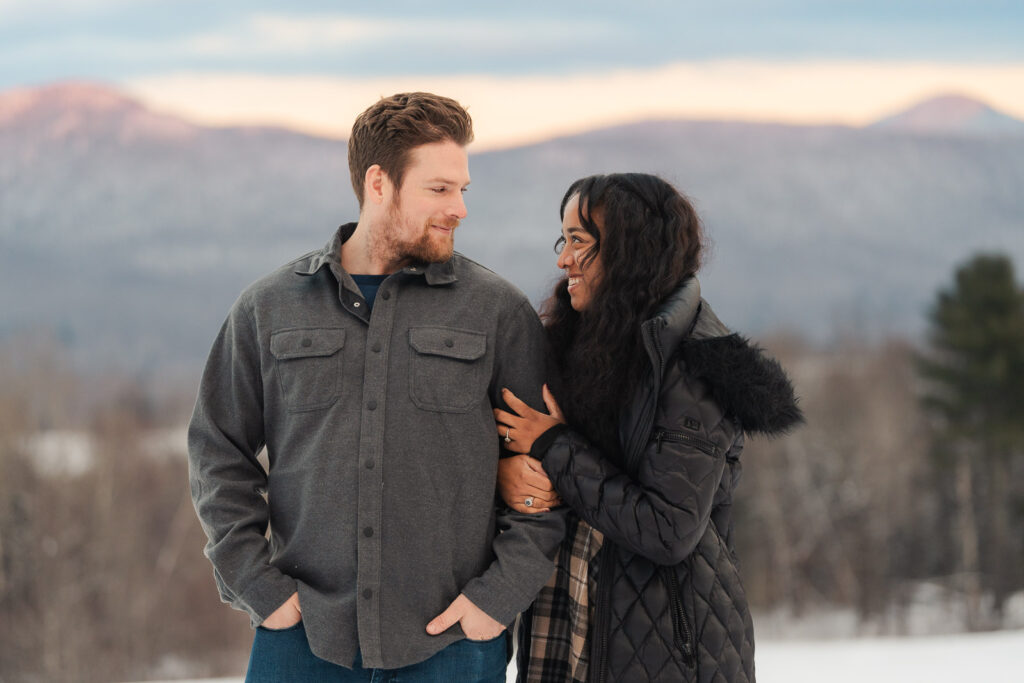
{"left": 188, "top": 92, "right": 801, "bottom": 682}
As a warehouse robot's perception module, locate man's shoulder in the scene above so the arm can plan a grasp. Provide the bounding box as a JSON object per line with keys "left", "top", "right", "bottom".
{"left": 450, "top": 252, "right": 530, "bottom": 304}
{"left": 234, "top": 249, "right": 322, "bottom": 308}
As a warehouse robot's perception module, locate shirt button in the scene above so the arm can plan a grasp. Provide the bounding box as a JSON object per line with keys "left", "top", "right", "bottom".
{"left": 381, "top": 291, "right": 391, "bottom": 300}
{"left": 363, "top": 588, "right": 373, "bottom": 599}
{"left": 444, "top": 338, "right": 454, "bottom": 347}
{"left": 301, "top": 338, "right": 312, "bottom": 347}
{"left": 365, "top": 460, "right": 375, "bottom": 469}
{"left": 363, "top": 527, "right": 374, "bottom": 537}
{"left": 372, "top": 342, "right": 381, "bottom": 353}
{"left": 353, "top": 301, "right": 361, "bottom": 308}
{"left": 367, "top": 400, "right": 377, "bottom": 411}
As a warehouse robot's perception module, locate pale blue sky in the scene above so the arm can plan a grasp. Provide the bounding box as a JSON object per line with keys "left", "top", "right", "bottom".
{"left": 4, "top": 1, "right": 1024, "bottom": 148}
{"left": 3, "top": 0, "right": 1023, "bottom": 88}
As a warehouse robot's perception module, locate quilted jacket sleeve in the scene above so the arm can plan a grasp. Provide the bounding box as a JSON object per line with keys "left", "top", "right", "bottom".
{"left": 541, "top": 365, "right": 740, "bottom": 566}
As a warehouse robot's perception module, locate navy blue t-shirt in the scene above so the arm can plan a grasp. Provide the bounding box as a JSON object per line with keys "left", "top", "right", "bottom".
{"left": 351, "top": 274, "right": 388, "bottom": 312}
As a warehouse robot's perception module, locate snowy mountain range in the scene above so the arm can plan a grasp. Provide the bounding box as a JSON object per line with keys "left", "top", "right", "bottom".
{"left": 2, "top": 82, "right": 1023, "bottom": 375}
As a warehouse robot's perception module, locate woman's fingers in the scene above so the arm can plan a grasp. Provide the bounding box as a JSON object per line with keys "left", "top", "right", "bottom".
{"left": 542, "top": 384, "right": 565, "bottom": 422}
{"left": 498, "top": 454, "right": 556, "bottom": 506}
{"left": 501, "top": 388, "right": 538, "bottom": 417}
{"left": 528, "top": 494, "right": 560, "bottom": 507}
{"left": 493, "top": 407, "right": 517, "bottom": 423}
{"left": 496, "top": 390, "right": 562, "bottom": 454}
{"left": 523, "top": 456, "right": 546, "bottom": 473}
{"left": 518, "top": 462, "right": 556, "bottom": 492}
{"left": 494, "top": 413, "right": 526, "bottom": 451}
{"left": 497, "top": 456, "right": 559, "bottom": 513}
{"left": 511, "top": 501, "right": 552, "bottom": 514}
{"left": 497, "top": 387, "right": 562, "bottom": 422}
{"left": 521, "top": 481, "right": 558, "bottom": 498}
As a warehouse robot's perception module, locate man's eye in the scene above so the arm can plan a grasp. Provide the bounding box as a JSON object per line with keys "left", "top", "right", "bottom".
{"left": 432, "top": 187, "right": 446, "bottom": 193}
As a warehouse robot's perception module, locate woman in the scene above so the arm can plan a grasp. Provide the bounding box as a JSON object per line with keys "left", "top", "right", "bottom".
{"left": 495, "top": 173, "right": 802, "bottom": 682}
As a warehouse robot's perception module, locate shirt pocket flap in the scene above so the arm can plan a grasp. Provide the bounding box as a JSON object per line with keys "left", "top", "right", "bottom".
{"left": 270, "top": 328, "right": 346, "bottom": 360}
{"left": 408, "top": 327, "right": 486, "bottom": 361}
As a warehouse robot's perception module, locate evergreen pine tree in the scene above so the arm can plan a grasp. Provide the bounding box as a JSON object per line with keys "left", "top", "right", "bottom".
{"left": 918, "top": 253, "right": 1024, "bottom": 627}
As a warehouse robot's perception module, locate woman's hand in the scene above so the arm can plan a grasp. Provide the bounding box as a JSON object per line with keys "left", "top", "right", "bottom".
{"left": 493, "top": 384, "right": 565, "bottom": 454}
{"left": 497, "top": 455, "right": 560, "bottom": 513}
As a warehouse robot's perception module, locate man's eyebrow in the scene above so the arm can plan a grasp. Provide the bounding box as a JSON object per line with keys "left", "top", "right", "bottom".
{"left": 425, "top": 177, "right": 471, "bottom": 187}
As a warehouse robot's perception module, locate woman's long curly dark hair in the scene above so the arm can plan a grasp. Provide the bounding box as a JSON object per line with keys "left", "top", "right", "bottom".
{"left": 542, "top": 173, "right": 704, "bottom": 460}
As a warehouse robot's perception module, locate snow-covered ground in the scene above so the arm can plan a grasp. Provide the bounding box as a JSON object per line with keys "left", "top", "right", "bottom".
{"left": 140, "top": 629, "right": 1024, "bottom": 683}
{"left": 756, "top": 629, "right": 1023, "bottom": 683}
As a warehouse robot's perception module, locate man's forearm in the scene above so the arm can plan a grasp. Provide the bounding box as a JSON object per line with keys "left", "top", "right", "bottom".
{"left": 458, "top": 506, "right": 567, "bottom": 626}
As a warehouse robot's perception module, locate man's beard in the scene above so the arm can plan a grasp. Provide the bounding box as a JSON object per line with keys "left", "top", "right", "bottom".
{"left": 378, "top": 202, "right": 458, "bottom": 265}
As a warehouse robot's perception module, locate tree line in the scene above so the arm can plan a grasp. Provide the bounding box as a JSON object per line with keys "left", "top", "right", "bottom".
{"left": 0, "top": 253, "right": 1021, "bottom": 681}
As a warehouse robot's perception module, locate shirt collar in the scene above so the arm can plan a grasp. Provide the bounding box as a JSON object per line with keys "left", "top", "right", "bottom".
{"left": 295, "top": 222, "right": 458, "bottom": 286}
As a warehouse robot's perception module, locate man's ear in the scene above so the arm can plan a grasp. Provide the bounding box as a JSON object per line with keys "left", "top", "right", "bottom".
{"left": 364, "top": 164, "right": 389, "bottom": 206}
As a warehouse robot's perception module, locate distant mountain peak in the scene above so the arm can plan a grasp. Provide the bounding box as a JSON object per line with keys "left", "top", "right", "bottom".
{"left": 870, "top": 94, "right": 1024, "bottom": 136}
{"left": 0, "top": 80, "right": 198, "bottom": 142}
{"left": 0, "top": 81, "right": 138, "bottom": 121}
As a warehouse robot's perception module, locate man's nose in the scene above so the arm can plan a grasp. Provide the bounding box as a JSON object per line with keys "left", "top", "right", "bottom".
{"left": 449, "top": 192, "right": 467, "bottom": 219}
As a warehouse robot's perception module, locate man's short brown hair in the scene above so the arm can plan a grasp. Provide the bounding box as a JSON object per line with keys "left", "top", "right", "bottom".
{"left": 348, "top": 92, "right": 474, "bottom": 208}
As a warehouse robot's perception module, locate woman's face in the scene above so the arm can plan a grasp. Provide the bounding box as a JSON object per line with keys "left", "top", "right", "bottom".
{"left": 557, "top": 194, "right": 603, "bottom": 312}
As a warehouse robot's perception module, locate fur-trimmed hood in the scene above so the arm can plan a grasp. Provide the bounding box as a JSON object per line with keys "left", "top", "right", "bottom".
{"left": 678, "top": 333, "right": 803, "bottom": 436}
{"left": 649, "top": 278, "right": 804, "bottom": 436}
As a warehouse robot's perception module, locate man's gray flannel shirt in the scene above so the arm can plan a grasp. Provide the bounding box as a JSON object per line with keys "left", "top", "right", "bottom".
{"left": 188, "top": 223, "right": 565, "bottom": 669}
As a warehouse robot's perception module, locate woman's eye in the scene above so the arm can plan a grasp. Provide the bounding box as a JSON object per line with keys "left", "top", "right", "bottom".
{"left": 554, "top": 236, "right": 566, "bottom": 254}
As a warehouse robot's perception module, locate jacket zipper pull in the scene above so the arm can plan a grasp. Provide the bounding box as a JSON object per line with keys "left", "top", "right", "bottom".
{"left": 655, "top": 430, "right": 664, "bottom": 453}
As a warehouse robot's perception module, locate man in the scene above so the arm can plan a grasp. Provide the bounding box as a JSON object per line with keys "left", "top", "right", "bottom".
{"left": 188, "top": 92, "right": 564, "bottom": 681}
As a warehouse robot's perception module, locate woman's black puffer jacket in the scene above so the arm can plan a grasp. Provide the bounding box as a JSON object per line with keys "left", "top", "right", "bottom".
{"left": 541, "top": 278, "right": 803, "bottom": 682}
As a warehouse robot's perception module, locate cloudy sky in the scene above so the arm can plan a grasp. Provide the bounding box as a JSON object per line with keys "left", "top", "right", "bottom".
{"left": 3, "top": 0, "right": 1024, "bottom": 148}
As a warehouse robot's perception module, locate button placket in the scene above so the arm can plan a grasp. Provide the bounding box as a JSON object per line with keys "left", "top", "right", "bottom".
{"left": 354, "top": 282, "right": 392, "bottom": 664}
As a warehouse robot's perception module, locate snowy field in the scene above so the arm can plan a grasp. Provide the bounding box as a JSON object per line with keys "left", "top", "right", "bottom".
{"left": 755, "top": 630, "right": 1023, "bottom": 683}
{"left": 142, "top": 629, "right": 1024, "bottom": 683}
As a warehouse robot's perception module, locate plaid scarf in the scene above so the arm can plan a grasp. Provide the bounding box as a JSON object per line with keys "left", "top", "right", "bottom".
{"left": 521, "top": 513, "right": 604, "bottom": 683}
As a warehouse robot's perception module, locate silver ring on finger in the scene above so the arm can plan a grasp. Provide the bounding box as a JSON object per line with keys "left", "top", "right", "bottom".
{"left": 504, "top": 427, "right": 512, "bottom": 444}
{"left": 524, "top": 496, "right": 534, "bottom": 508}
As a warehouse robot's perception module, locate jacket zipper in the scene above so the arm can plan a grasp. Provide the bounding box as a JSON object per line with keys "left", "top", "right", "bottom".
{"left": 664, "top": 565, "right": 696, "bottom": 667}
{"left": 594, "top": 318, "right": 692, "bottom": 681}
{"left": 654, "top": 429, "right": 718, "bottom": 457}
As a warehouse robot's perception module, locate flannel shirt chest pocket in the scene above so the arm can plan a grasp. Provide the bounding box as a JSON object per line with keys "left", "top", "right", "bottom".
{"left": 270, "top": 327, "right": 346, "bottom": 412}
{"left": 408, "top": 326, "right": 488, "bottom": 413}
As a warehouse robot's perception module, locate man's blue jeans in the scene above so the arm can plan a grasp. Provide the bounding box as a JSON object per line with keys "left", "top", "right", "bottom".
{"left": 245, "top": 621, "right": 507, "bottom": 682}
